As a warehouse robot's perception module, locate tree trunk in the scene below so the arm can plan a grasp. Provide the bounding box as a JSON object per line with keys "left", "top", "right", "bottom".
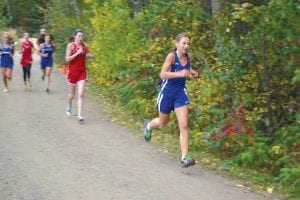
{"left": 5, "top": 0, "right": 12, "bottom": 23}
{"left": 128, "top": 0, "right": 148, "bottom": 17}
{"left": 211, "top": 0, "right": 221, "bottom": 16}
{"left": 72, "top": 0, "right": 81, "bottom": 18}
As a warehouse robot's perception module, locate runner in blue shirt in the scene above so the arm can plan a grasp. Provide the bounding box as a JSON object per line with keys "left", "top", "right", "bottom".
{"left": 0, "top": 32, "right": 14, "bottom": 92}
{"left": 38, "top": 34, "right": 55, "bottom": 93}
{"left": 144, "top": 33, "right": 199, "bottom": 167}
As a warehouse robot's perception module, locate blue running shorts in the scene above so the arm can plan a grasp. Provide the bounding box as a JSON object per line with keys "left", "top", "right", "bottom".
{"left": 156, "top": 89, "right": 190, "bottom": 114}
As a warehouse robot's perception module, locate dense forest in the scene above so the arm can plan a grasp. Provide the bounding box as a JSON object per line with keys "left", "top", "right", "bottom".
{"left": 1, "top": 0, "right": 299, "bottom": 197}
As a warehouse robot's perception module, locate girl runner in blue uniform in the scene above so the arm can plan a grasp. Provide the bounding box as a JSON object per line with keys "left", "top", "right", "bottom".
{"left": 38, "top": 34, "right": 55, "bottom": 93}
{"left": 144, "top": 33, "right": 199, "bottom": 167}
{"left": 0, "top": 32, "right": 14, "bottom": 92}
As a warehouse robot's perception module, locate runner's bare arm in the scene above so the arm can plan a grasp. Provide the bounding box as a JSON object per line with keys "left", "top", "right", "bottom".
{"left": 37, "top": 44, "right": 47, "bottom": 57}
{"left": 65, "top": 43, "right": 82, "bottom": 62}
{"left": 19, "top": 43, "right": 24, "bottom": 54}
{"left": 10, "top": 45, "right": 15, "bottom": 57}
{"left": 84, "top": 43, "right": 92, "bottom": 58}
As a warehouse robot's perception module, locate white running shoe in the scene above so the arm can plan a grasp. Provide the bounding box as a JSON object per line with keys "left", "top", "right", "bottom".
{"left": 66, "top": 105, "right": 72, "bottom": 116}
{"left": 77, "top": 116, "right": 84, "bottom": 123}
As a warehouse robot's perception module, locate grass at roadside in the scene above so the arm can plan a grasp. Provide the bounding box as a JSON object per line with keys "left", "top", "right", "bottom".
{"left": 86, "top": 82, "right": 292, "bottom": 200}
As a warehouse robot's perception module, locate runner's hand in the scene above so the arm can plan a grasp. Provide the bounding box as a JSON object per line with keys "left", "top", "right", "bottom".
{"left": 77, "top": 48, "right": 83, "bottom": 55}
{"left": 190, "top": 70, "right": 199, "bottom": 78}
{"left": 87, "top": 53, "right": 92, "bottom": 58}
{"left": 179, "top": 69, "right": 190, "bottom": 78}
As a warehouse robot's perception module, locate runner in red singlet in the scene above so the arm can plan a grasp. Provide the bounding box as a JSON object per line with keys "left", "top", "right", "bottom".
{"left": 65, "top": 30, "right": 92, "bottom": 123}
{"left": 20, "top": 32, "right": 33, "bottom": 91}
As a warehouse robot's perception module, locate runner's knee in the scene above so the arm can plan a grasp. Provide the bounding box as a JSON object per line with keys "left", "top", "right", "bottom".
{"left": 178, "top": 122, "right": 188, "bottom": 132}
{"left": 68, "top": 93, "right": 75, "bottom": 99}
{"left": 179, "top": 124, "right": 188, "bottom": 131}
{"left": 159, "top": 120, "right": 168, "bottom": 128}
{"left": 78, "top": 93, "right": 84, "bottom": 99}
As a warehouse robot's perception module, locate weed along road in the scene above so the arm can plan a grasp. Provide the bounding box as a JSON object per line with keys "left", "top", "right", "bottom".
{"left": 0, "top": 54, "right": 276, "bottom": 200}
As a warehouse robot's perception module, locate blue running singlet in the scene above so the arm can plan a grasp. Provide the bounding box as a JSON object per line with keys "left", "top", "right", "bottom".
{"left": 160, "top": 51, "right": 190, "bottom": 96}
{"left": 40, "top": 43, "right": 54, "bottom": 69}
{"left": 0, "top": 43, "right": 14, "bottom": 69}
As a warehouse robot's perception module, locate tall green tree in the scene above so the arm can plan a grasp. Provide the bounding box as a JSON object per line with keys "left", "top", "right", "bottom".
{"left": 0, "top": 0, "right": 48, "bottom": 33}
{"left": 42, "top": 0, "right": 89, "bottom": 62}
{"left": 0, "top": 0, "right": 9, "bottom": 29}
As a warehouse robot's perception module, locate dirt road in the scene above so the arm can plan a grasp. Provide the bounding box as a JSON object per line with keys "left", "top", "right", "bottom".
{"left": 0, "top": 54, "right": 276, "bottom": 200}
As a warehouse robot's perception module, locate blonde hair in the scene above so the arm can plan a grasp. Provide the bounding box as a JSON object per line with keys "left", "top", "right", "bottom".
{"left": 3, "top": 32, "right": 9, "bottom": 37}
{"left": 40, "top": 28, "right": 46, "bottom": 34}
{"left": 2, "top": 32, "right": 13, "bottom": 42}
{"left": 175, "top": 32, "right": 190, "bottom": 43}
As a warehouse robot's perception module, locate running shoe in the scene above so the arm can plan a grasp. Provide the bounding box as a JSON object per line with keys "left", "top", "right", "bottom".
{"left": 27, "top": 80, "right": 31, "bottom": 91}
{"left": 46, "top": 88, "right": 50, "bottom": 93}
{"left": 66, "top": 105, "right": 72, "bottom": 116}
{"left": 23, "top": 83, "right": 27, "bottom": 91}
{"left": 3, "top": 88, "right": 9, "bottom": 93}
{"left": 181, "top": 155, "right": 196, "bottom": 168}
{"left": 144, "top": 120, "right": 152, "bottom": 141}
{"left": 77, "top": 116, "right": 84, "bottom": 123}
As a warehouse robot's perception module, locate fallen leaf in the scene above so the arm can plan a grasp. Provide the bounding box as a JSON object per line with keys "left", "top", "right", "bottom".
{"left": 266, "top": 187, "right": 273, "bottom": 194}
{"left": 236, "top": 184, "right": 244, "bottom": 187}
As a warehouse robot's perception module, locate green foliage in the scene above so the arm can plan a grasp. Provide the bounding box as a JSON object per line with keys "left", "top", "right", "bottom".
{"left": 279, "top": 167, "right": 300, "bottom": 196}
{"left": 41, "top": 0, "right": 90, "bottom": 64}
{"left": 87, "top": 0, "right": 178, "bottom": 120}
{"left": 0, "top": 0, "right": 48, "bottom": 34}
{"left": 88, "top": 0, "right": 142, "bottom": 82}
{"left": 0, "top": 1, "right": 9, "bottom": 29}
